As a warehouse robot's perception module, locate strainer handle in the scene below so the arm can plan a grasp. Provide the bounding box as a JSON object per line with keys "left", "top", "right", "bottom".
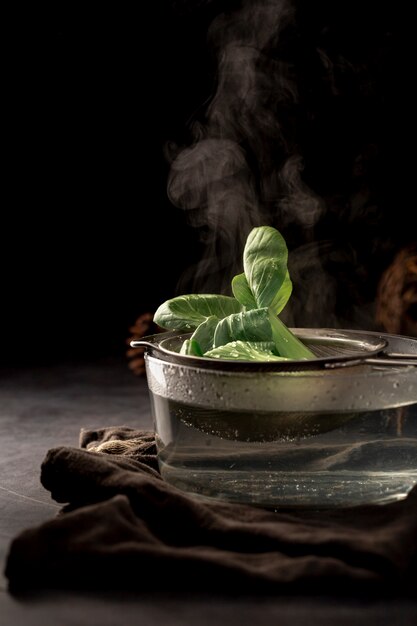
{"left": 325, "top": 353, "right": 417, "bottom": 369}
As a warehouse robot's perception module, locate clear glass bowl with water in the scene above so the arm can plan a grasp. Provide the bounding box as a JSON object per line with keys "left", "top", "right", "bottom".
{"left": 144, "top": 331, "right": 417, "bottom": 508}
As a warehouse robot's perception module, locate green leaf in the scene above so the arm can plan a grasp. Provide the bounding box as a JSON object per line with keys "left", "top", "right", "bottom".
{"left": 189, "top": 316, "right": 219, "bottom": 353}
{"left": 213, "top": 308, "right": 272, "bottom": 348}
{"left": 154, "top": 295, "right": 242, "bottom": 331}
{"left": 205, "top": 341, "right": 289, "bottom": 361}
{"left": 231, "top": 273, "right": 257, "bottom": 309}
{"left": 180, "top": 339, "right": 203, "bottom": 356}
{"left": 269, "top": 270, "right": 292, "bottom": 315}
{"left": 268, "top": 310, "right": 315, "bottom": 359}
{"left": 243, "top": 226, "right": 288, "bottom": 309}
{"left": 213, "top": 306, "right": 315, "bottom": 360}
{"left": 153, "top": 226, "right": 315, "bottom": 363}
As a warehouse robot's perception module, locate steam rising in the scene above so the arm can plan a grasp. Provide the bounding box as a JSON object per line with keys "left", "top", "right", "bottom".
{"left": 168, "top": 137, "right": 260, "bottom": 291}
{"left": 167, "top": 0, "right": 341, "bottom": 326}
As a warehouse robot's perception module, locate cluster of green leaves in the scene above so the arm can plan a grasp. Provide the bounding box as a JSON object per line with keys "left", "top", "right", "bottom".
{"left": 154, "top": 226, "right": 315, "bottom": 361}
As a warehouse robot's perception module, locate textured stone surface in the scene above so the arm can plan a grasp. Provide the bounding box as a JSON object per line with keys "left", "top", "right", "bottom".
{"left": 1, "top": 359, "right": 416, "bottom": 625}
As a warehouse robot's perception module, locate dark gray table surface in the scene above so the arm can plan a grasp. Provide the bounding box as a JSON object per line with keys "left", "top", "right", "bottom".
{"left": 1, "top": 359, "right": 416, "bottom": 625}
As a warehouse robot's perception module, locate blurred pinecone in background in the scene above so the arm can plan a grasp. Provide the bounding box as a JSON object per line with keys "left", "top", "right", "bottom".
{"left": 375, "top": 245, "right": 417, "bottom": 337}
{"left": 126, "top": 312, "right": 162, "bottom": 375}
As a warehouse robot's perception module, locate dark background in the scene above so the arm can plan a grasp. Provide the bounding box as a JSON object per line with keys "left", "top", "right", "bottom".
{"left": 2, "top": 1, "right": 413, "bottom": 367}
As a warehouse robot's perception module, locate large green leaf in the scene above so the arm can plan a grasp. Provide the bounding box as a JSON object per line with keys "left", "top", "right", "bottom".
{"left": 268, "top": 310, "right": 315, "bottom": 359}
{"left": 153, "top": 226, "right": 315, "bottom": 362}
{"left": 213, "top": 306, "right": 315, "bottom": 360}
{"left": 269, "top": 270, "right": 293, "bottom": 315}
{"left": 153, "top": 295, "right": 242, "bottom": 331}
{"left": 205, "top": 341, "right": 289, "bottom": 361}
{"left": 213, "top": 308, "right": 272, "bottom": 348}
{"left": 180, "top": 339, "right": 203, "bottom": 356}
{"left": 243, "top": 226, "right": 288, "bottom": 309}
{"left": 189, "top": 315, "right": 219, "bottom": 353}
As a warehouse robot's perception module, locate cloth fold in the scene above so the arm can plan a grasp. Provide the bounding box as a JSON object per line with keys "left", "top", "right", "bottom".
{"left": 5, "top": 427, "right": 417, "bottom": 594}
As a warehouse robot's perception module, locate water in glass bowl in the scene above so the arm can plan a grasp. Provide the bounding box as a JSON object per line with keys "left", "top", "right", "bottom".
{"left": 150, "top": 393, "right": 417, "bottom": 508}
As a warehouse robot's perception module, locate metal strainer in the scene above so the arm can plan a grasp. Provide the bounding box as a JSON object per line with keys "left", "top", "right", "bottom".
{"left": 131, "top": 328, "right": 417, "bottom": 372}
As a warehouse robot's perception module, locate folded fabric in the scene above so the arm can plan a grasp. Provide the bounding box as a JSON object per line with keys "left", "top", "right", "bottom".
{"left": 5, "top": 427, "right": 417, "bottom": 594}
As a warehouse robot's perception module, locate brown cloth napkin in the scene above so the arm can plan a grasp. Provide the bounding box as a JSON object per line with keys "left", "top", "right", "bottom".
{"left": 5, "top": 427, "right": 417, "bottom": 595}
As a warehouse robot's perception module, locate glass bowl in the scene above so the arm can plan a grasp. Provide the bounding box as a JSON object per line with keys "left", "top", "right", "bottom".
{"left": 141, "top": 329, "right": 417, "bottom": 508}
